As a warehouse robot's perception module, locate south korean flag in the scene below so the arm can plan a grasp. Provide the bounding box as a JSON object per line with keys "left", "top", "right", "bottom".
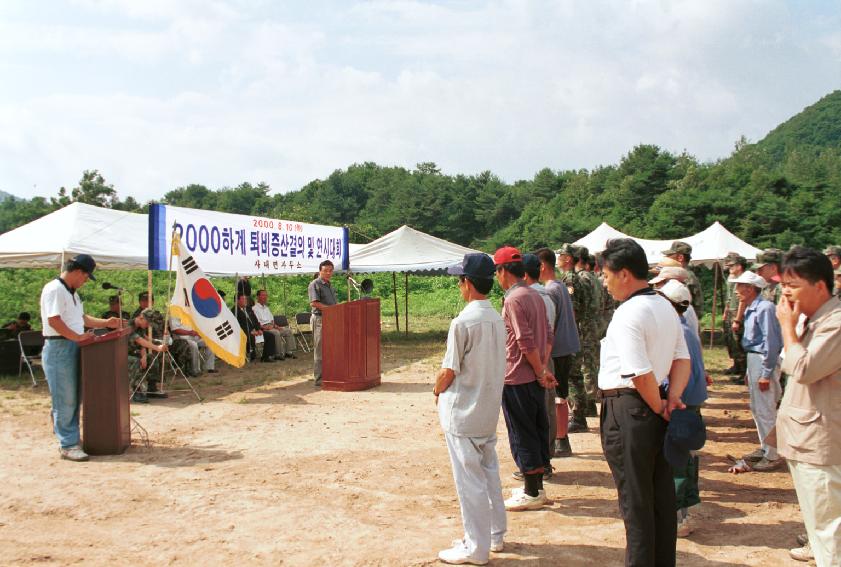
{"left": 169, "top": 231, "right": 246, "bottom": 368}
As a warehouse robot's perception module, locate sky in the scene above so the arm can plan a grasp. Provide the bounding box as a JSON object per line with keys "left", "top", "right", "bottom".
{"left": 1, "top": 0, "right": 840, "bottom": 202}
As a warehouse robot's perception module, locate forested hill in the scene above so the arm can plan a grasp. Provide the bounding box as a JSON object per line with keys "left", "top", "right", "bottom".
{"left": 2, "top": 91, "right": 840, "bottom": 251}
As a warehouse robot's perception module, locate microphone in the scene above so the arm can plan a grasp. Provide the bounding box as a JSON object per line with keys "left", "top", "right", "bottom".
{"left": 101, "top": 282, "right": 124, "bottom": 291}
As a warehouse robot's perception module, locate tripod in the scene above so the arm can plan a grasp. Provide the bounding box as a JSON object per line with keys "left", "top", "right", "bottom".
{"left": 131, "top": 347, "right": 202, "bottom": 402}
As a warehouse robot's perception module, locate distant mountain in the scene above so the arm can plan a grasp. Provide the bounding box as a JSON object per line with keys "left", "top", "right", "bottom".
{"left": 0, "top": 190, "right": 16, "bottom": 202}
{"left": 756, "top": 90, "right": 841, "bottom": 162}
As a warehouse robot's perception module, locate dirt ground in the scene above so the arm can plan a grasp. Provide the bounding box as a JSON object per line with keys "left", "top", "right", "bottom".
{"left": 0, "top": 341, "right": 807, "bottom": 566}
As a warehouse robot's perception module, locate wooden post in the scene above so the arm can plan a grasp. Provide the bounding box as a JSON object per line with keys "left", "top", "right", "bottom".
{"left": 404, "top": 273, "right": 409, "bottom": 336}
{"left": 282, "top": 278, "right": 287, "bottom": 315}
{"left": 392, "top": 272, "right": 400, "bottom": 332}
{"left": 709, "top": 262, "right": 719, "bottom": 349}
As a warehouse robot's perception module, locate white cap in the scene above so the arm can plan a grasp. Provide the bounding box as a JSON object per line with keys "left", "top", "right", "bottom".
{"left": 658, "top": 279, "right": 691, "bottom": 306}
{"left": 650, "top": 266, "right": 690, "bottom": 285}
{"left": 730, "top": 270, "right": 767, "bottom": 289}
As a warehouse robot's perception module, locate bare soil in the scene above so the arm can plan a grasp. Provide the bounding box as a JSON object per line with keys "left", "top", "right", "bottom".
{"left": 0, "top": 343, "right": 805, "bottom": 566}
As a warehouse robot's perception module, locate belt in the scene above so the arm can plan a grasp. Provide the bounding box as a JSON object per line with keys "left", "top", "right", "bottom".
{"left": 600, "top": 387, "right": 638, "bottom": 398}
{"left": 745, "top": 350, "right": 763, "bottom": 355}
{"left": 44, "top": 336, "right": 67, "bottom": 341}
{"left": 311, "top": 313, "right": 322, "bottom": 318}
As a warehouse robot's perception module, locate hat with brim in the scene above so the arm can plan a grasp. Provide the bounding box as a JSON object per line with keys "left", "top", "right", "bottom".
{"left": 750, "top": 248, "right": 782, "bottom": 271}
{"left": 657, "top": 279, "right": 691, "bottom": 305}
{"left": 664, "top": 408, "right": 706, "bottom": 469}
{"left": 730, "top": 270, "right": 767, "bottom": 289}
{"left": 823, "top": 246, "right": 841, "bottom": 257}
{"left": 650, "top": 267, "right": 690, "bottom": 285}
{"left": 447, "top": 253, "right": 495, "bottom": 279}
{"left": 493, "top": 246, "right": 522, "bottom": 266}
{"left": 662, "top": 241, "right": 692, "bottom": 256}
{"left": 70, "top": 254, "right": 97, "bottom": 280}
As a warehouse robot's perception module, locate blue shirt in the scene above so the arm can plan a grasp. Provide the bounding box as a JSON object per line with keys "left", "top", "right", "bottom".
{"left": 679, "top": 316, "right": 708, "bottom": 406}
{"left": 545, "top": 280, "right": 580, "bottom": 357}
{"left": 741, "top": 296, "right": 783, "bottom": 378}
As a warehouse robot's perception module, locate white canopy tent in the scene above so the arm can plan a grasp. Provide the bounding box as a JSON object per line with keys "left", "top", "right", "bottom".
{"left": 574, "top": 221, "right": 761, "bottom": 266}
{"left": 0, "top": 202, "right": 148, "bottom": 269}
{"left": 348, "top": 225, "right": 481, "bottom": 333}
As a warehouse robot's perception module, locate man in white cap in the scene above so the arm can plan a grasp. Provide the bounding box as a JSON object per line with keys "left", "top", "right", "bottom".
{"left": 733, "top": 270, "right": 783, "bottom": 471}
{"left": 649, "top": 266, "right": 700, "bottom": 340}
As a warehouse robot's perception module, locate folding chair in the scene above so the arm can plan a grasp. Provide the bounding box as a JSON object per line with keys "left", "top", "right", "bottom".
{"left": 293, "top": 312, "right": 313, "bottom": 353}
{"left": 18, "top": 330, "right": 45, "bottom": 386}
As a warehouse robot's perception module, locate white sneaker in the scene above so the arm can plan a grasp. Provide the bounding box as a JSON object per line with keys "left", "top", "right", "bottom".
{"left": 450, "top": 538, "right": 504, "bottom": 554}
{"left": 438, "top": 542, "right": 488, "bottom": 565}
{"left": 789, "top": 542, "right": 813, "bottom": 562}
{"left": 59, "top": 445, "right": 89, "bottom": 462}
{"left": 504, "top": 489, "right": 548, "bottom": 511}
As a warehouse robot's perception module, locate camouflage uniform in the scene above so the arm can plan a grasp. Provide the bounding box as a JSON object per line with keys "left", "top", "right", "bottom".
{"left": 722, "top": 254, "right": 747, "bottom": 375}
{"left": 131, "top": 305, "right": 192, "bottom": 372}
{"left": 751, "top": 249, "right": 784, "bottom": 305}
{"left": 824, "top": 247, "right": 841, "bottom": 298}
{"left": 662, "top": 241, "right": 703, "bottom": 319}
{"left": 576, "top": 257, "right": 601, "bottom": 415}
{"left": 127, "top": 318, "right": 162, "bottom": 395}
{"left": 558, "top": 244, "right": 591, "bottom": 427}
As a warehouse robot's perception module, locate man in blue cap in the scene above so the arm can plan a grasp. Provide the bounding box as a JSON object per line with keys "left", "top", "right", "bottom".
{"left": 434, "top": 253, "right": 507, "bottom": 565}
{"left": 39, "top": 254, "right": 122, "bottom": 462}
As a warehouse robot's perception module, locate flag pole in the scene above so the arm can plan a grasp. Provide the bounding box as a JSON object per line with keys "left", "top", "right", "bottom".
{"left": 160, "top": 226, "right": 178, "bottom": 392}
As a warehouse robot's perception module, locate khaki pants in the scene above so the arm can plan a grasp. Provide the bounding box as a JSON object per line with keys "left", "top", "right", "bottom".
{"left": 312, "top": 314, "right": 323, "bottom": 384}
{"left": 788, "top": 459, "right": 841, "bottom": 567}
{"left": 263, "top": 329, "right": 286, "bottom": 357}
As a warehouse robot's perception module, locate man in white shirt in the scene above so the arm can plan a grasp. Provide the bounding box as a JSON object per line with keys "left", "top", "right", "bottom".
{"left": 434, "top": 253, "right": 507, "bottom": 565}
{"left": 599, "top": 239, "right": 691, "bottom": 567}
{"left": 40, "top": 255, "right": 121, "bottom": 462}
{"left": 252, "top": 289, "right": 295, "bottom": 359}
{"left": 169, "top": 315, "right": 216, "bottom": 376}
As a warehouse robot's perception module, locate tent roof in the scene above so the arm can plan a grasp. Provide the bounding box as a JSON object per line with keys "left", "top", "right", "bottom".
{"left": 0, "top": 202, "right": 148, "bottom": 269}
{"left": 349, "top": 225, "right": 480, "bottom": 273}
{"left": 573, "top": 221, "right": 761, "bottom": 266}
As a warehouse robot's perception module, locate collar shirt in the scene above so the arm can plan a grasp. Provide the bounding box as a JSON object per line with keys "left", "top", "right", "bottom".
{"left": 684, "top": 305, "right": 701, "bottom": 341}
{"left": 40, "top": 278, "right": 85, "bottom": 336}
{"left": 677, "top": 316, "right": 708, "bottom": 406}
{"left": 777, "top": 296, "right": 841, "bottom": 465}
{"left": 529, "top": 283, "right": 556, "bottom": 331}
{"left": 741, "top": 296, "right": 783, "bottom": 379}
{"left": 252, "top": 303, "right": 274, "bottom": 326}
{"left": 501, "top": 282, "right": 552, "bottom": 386}
{"left": 438, "top": 300, "right": 507, "bottom": 437}
{"left": 545, "top": 280, "right": 580, "bottom": 357}
{"left": 598, "top": 290, "right": 689, "bottom": 390}
{"left": 308, "top": 278, "right": 338, "bottom": 315}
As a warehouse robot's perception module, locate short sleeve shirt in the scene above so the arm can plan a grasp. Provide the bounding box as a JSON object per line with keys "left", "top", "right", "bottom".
{"left": 308, "top": 278, "right": 338, "bottom": 315}
{"left": 40, "top": 278, "right": 84, "bottom": 336}
{"left": 252, "top": 303, "right": 274, "bottom": 326}
{"left": 598, "top": 289, "right": 690, "bottom": 389}
{"left": 439, "top": 300, "right": 507, "bottom": 437}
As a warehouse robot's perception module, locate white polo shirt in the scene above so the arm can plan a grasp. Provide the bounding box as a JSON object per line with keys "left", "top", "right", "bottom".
{"left": 598, "top": 289, "right": 689, "bottom": 390}
{"left": 251, "top": 303, "right": 274, "bottom": 327}
{"left": 439, "top": 299, "right": 506, "bottom": 438}
{"left": 40, "top": 278, "right": 85, "bottom": 336}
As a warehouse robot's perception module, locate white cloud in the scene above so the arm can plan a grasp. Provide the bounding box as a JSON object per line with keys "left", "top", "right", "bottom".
{"left": 0, "top": 0, "right": 838, "bottom": 202}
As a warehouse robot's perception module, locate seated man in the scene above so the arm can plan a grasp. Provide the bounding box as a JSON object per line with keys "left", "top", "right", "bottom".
{"left": 4, "top": 312, "right": 32, "bottom": 336}
{"left": 234, "top": 293, "right": 276, "bottom": 362}
{"left": 251, "top": 289, "right": 295, "bottom": 360}
{"left": 131, "top": 292, "right": 164, "bottom": 336}
{"left": 101, "top": 295, "right": 130, "bottom": 320}
{"left": 169, "top": 315, "right": 216, "bottom": 376}
{"left": 128, "top": 309, "right": 169, "bottom": 403}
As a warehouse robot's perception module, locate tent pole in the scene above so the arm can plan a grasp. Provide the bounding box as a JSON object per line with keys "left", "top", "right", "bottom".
{"left": 392, "top": 272, "right": 400, "bottom": 332}
{"left": 404, "top": 273, "right": 409, "bottom": 336}
{"left": 709, "top": 262, "right": 719, "bottom": 349}
{"left": 283, "top": 278, "right": 287, "bottom": 315}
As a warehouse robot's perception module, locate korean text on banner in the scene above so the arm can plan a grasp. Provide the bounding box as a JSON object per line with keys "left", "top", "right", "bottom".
{"left": 148, "top": 204, "right": 350, "bottom": 275}
{"left": 169, "top": 232, "right": 247, "bottom": 368}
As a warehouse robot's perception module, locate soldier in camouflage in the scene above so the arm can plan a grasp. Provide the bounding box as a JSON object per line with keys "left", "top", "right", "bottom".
{"left": 132, "top": 291, "right": 193, "bottom": 374}
{"left": 575, "top": 247, "right": 601, "bottom": 417}
{"left": 834, "top": 267, "right": 841, "bottom": 299}
{"left": 662, "top": 241, "right": 703, "bottom": 319}
{"left": 594, "top": 252, "right": 618, "bottom": 340}
{"left": 751, "top": 249, "right": 783, "bottom": 304}
{"left": 127, "top": 309, "right": 169, "bottom": 403}
{"left": 824, "top": 247, "right": 841, "bottom": 299}
{"left": 557, "top": 243, "right": 590, "bottom": 432}
{"left": 722, "top": 253, "right": 748, "bottom": 377}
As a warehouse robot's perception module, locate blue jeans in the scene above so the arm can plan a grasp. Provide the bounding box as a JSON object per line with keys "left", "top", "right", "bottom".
{"left": 42, "top": 339, "right": 81, "bottom": 448}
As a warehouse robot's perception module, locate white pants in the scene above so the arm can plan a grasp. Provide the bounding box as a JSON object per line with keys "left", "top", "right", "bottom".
{"left": 746, "top": 352, "right": 781, "bottom": 460}
{"left": 444, "top": 432, "right": 507, "bottom": 562}
{"left": 788, "top": 459, "right": 841, "bottom": 567}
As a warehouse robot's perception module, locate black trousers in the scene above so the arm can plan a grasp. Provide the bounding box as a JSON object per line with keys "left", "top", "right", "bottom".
{"left": 553, "top": 355, "right": 572, "bottom": 399}
{"left": 600, "top": 391, "right": 676, "bottom": 567}
{"left": 502, "top": 381, "right": 549, "bottom": 473}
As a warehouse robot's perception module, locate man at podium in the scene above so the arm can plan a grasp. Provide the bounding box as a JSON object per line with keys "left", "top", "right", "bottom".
{"left": 308, "top": 260, "right": 339, "bottom": 387}
{"left": 39, "top": 254, "right": 121, "bottom": 462}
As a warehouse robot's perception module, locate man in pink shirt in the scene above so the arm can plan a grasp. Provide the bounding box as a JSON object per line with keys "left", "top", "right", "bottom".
{"left": 494, "top": 246, "right": 557, "bottom": 511}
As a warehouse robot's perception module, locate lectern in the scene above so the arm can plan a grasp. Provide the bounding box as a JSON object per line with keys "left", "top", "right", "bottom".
{"left": 321, "top": 299, "right": 381, "bottom": 391}
{"left": 79, "top": 327, "right": 132, "bottom": 455}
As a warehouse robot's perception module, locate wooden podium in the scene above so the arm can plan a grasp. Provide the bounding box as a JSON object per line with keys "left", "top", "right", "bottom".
{"left": 321, "top": 299, "right": 381, "bottom": 391}
{"left": 79, "top": 327, "right": 132, "bottom": 455}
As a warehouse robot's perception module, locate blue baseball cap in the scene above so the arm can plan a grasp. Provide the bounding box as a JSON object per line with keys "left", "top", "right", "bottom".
{"left": 447, "top": 253, "right": 495, "bottom": 279}
{"left": 663, "top": 408, "right": 706, "bottom": 470}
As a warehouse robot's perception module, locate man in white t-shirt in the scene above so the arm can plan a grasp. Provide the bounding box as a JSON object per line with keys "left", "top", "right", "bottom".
{"left": 598, "top": 239, "right": 691, "bottom": 567}
{"left": 252, "top": 289, "right": 295, "bottom": 359}
{"left": 434, "top": 253, "right": 507, "bottom": 565}
{"left": 40, "top": 254, "right": 121, "bottom": 462}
